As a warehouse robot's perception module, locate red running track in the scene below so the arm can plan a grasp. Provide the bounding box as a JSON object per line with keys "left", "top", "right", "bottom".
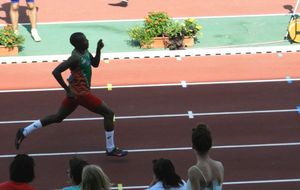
{"left": 1, "top": 78, "right": 300, "bottom": 189}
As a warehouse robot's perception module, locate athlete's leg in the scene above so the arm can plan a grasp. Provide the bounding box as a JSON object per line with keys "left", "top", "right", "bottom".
{"left": 79, "top": 93, "right": 127, "bottom": 157}
{"left": 26, "top": 1, "right": 37, "bottom": 29}
{"left": 10, "top": 1, "right": 19, "bottom": 32}
{"left": 93, "top": 103, "right": 127, "bottom": 156}
{"left": 26, "top": 0, "right": 41, "bottom": 41}
{"left": 40, "top": 104, "right": 77, "bottom": 126}
{"left": 15, "top": 97, "right": 77, "bottom": 149}
{"left": 94, "top": 102, "right": 115, "bottom": 131}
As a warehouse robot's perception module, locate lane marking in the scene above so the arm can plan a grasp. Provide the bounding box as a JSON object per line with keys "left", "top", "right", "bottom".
{"left": 1, "top": 142, "right": 300, "bottom": 158}
{"left": 286, "top": 76, "right": 293, "bottom": 84}
{"left": 1, "top": 44, "right": 300, "bottom": 64}
{"left": 187, "top": 111, "right": 194, "bottom": 119}
{"left": 107, "top": 83, "right": 113, "bottom": 91}
{"left": 180, "top": 80, "right": 187, "bottom": 88}
{"left": 0, "top": 108, "right": 297, "bottom": 125}
{"left": 114, "top": 179, "right": 300, "bottom": 189}
{"left": 1, "top": 78, "right": 300, "bottom": 93}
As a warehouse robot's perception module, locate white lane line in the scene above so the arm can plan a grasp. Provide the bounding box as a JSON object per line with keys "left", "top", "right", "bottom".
{"left": 113, "top": 178, "right": 300, "bottom": 189}
{"left": 1, "top": 142, "right": 300, "bottom": 158}
{"left": 2, "top": 44, "right": 300, "bottom": 64}
{"left": 0, "top": 108, "right": 296, "bottom": 125}
{"left": 1, "top": 78, "right": 300, "bottom": 93}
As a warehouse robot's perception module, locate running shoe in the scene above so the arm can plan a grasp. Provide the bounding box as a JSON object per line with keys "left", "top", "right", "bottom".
{"left": 106, "top": 147, "right": 128, "bottom": 157}
{"left": 31, "top": 28, "right": 41, "bottom": 42}
{"left": 15, "top": 128, "right": 25, "bottom": 150}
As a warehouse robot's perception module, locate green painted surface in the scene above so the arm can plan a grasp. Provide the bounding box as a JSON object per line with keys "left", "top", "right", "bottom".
{"left": 16, "top": 15, "right": 292, "bottom": 56}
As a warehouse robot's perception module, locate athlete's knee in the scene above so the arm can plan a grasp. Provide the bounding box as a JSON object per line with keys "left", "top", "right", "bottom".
{"left": 27, "top": 3, "right": 35, "bottom": 10}
{"left": 10, "top": 4, "right": 19, "bottom": 11}
{"left": 104, "top": 110, "right": 115, "bottom": 120}
{"left": 52, "top": 114, "right": 64, "bottom": 123}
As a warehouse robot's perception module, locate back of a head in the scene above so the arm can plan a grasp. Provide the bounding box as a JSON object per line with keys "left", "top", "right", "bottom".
{"left": 152, "top": 158, "right": 183, "bottom": 188}
{"left": 81, "top": 164, "right": 110, "bottom": 190}
{"left": 69, "top": 32, "right": 84, "bottom": 48}
{"left": 69, "top": 157, "right": 89, "bottom": 185}
{"left": 192, "top": 123, "right": 212, "bottom": 155}
{"left": 10, "top": 154, "right": 35, "bottom": 183}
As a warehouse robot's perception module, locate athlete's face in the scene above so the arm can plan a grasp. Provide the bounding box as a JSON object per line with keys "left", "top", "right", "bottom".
{"left": 78, "top": 35, "right": 89, "bottom": 50}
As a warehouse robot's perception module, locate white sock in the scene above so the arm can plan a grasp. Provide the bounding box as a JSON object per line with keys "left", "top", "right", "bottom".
{"left": 105, "top": 131, "right": 115, "bottom": 152}
{"left": 23, "top": 120, "right": 42, "bottom": 137}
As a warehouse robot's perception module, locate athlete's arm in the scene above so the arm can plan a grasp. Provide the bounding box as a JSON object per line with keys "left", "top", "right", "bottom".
{"left": 52, "top": 56, "right": 79, "bottom": 97}
{"left": 91, "top": 39, "right": 104, "bottom": 67}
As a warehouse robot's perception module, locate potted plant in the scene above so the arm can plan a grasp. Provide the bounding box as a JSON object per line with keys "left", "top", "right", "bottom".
{"left": 128, "top": 12, "right": 202, "bottom": 49}
{"left": 128, "top": 11, "right": 171, "bottom": 48}
{"left": 0, "top": 24, "right": 24, "bottom": 56}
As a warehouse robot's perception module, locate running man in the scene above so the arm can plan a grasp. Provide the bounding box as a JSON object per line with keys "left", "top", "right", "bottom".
{"left": 10, "top": 0, "right": 41, "bottom": 41}
{"left": 15, "top": 32, "right": 128, "bottom": 157}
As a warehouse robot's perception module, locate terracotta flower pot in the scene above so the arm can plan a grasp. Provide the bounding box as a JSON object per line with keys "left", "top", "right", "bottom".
{"left": 141, "top": 36, "right": 194, "bottom": 49}
{"left": 0, "top": 45, "right": 18, "bottom": 56}
{"left": 141, "top": 37, "right": 169, "bottom": 48}
{"left": 183, "top": 36, "right": 194, "bottom": 47}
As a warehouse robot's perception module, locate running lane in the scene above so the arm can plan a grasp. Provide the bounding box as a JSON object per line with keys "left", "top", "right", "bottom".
{"left": 1, "top": 81, "right": 300, "bottom": 189}
{"left": 0, "top": 0, "right": 296, "bottom": 23}
{"left": 1, "top": 53, "right": 300, "bottom": 90}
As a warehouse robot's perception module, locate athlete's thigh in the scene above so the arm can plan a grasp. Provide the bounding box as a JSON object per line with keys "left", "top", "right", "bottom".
{"left": 58, "top": 96, "right": 78, "bottom": 118}
{"left": 78, "top": 93, "right": 106, "bottom": 114}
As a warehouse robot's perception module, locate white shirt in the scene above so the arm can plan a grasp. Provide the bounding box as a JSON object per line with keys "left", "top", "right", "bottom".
{"left": 147, "top": 180, "right": 186, "bottom": 190}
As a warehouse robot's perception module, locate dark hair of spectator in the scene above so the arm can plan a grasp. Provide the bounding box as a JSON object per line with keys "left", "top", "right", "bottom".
{"left": 10, "top": 154, "right": 35, "bottom": 183}
{"left": 70, "top": 32, "right": 84, "bottom": 48}
{"left": 152, "top": 158, "right": 183, "bottom": 189}
{"left": 69, "top": 157, "right": 89, "bottom": 185}
{"left": 192, "top": 123, "right": 212, "bottom": 155}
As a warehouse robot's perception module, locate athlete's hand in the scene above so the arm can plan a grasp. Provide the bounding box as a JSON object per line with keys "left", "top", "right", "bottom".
{"left": 66, "top": 88, "right": 76, "bottom": 99}
{"left": 97, "top": 39, "right": 104, "bottom": 50}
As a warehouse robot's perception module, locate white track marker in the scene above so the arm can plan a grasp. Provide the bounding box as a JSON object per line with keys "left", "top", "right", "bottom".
{"left": 104, "top": 59, "right": 109, "bottom": 64}
{"left": 176, "top": 57, "right": 182, "bottom": 61}
{"left": 188, "top": 111, "right": 194, "bottom": 119}
{"left": 286, "top": 76, "right": 293, "bottom": 84}
{"left": 107, "top": 83, "right": 113, "bottom": 91}
{"left": 181, "top": 80, "right": 187, "bottom": 88}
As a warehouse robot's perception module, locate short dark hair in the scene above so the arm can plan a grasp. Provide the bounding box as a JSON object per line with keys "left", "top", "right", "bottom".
{"left": 10, "top": 154, "right": 35, "bottom": 183}
{"left": 69, "top": 157, "right": 89, "bottom": 185}
{"left": 69, "top": 32, "right": 84, "bottom": 48}
{"left": 192, "top": 123, "right": 212, "bottom": 155}
{"left": 152, "top": 158, "right": 183, "bottom": 188}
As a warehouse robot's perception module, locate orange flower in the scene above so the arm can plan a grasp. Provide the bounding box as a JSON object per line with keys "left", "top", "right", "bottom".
{"left": 146, "top": 17, "right": 152, "bottom": 23}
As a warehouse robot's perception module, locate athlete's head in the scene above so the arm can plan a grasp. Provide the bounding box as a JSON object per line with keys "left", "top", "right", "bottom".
{"left": 70, "top": 32, "right": 89, "bottom": 50}
{"left": 192, "top": 123, "right": 212, "bottom": 156}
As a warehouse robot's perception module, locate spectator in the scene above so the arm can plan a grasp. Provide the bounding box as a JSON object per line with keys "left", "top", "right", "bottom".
{"left": 0, "top": 154, "right": 36, "bottom": 190}
{"left": 10, "top": 0, "right": 41, "bottom": 41}
{"left": 147, "top": 158, "right": 186, "bottom": 190}
{"left": 62, "top": 157, "right": 89, "bottom": 190}
{"left": 81, "top": 164, "right": 111, "bottom": 190}
{"left": 186, "top": 124, "right": 224, "bottom": 190}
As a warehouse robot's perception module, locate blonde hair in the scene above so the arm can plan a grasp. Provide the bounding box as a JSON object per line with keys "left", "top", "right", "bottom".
{"left": 81, "top": 165, "right": 111, "bottom": 190}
